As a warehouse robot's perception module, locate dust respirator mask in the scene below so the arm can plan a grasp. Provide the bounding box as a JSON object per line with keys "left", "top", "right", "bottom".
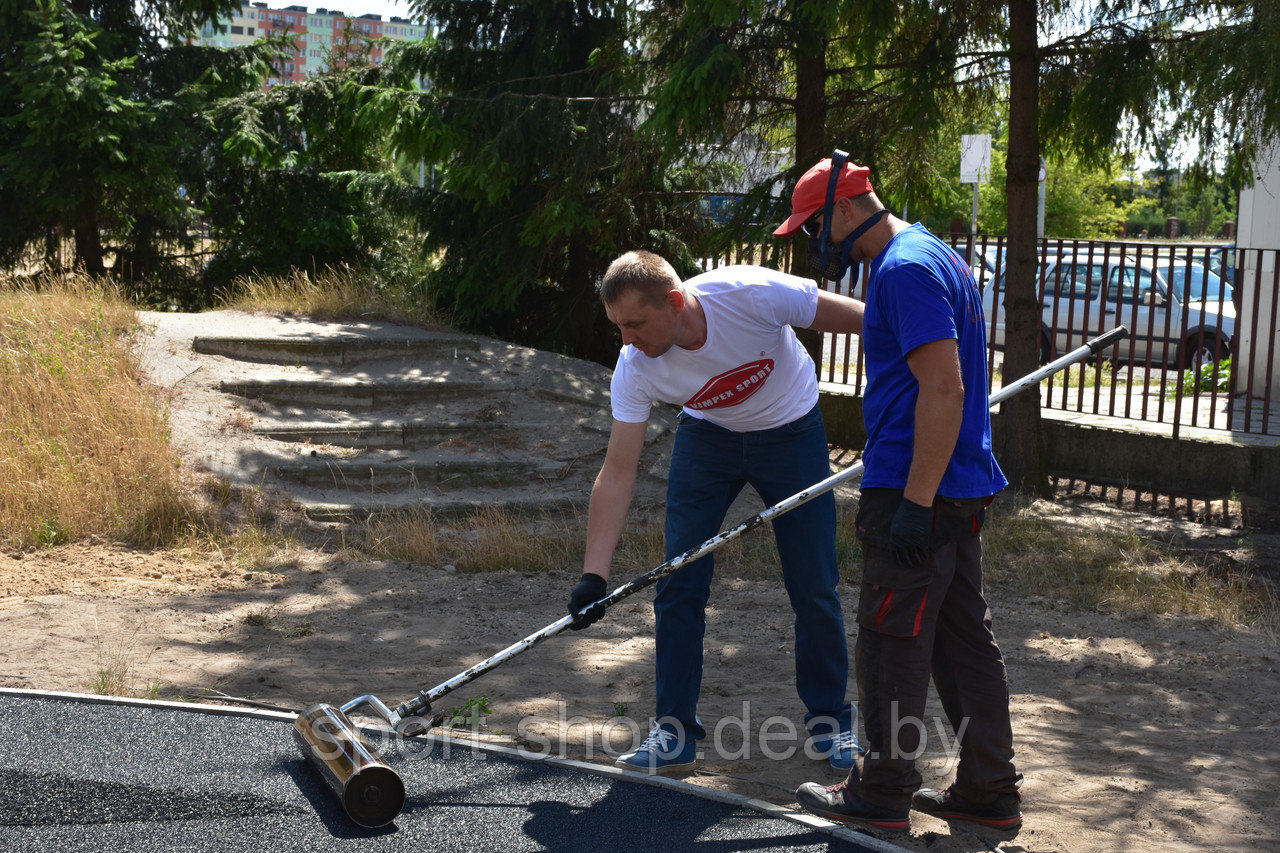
{"left": 805, "top": 149, "right": 886, "bottom": 282}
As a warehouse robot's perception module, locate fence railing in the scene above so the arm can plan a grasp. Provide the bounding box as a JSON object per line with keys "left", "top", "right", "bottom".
{"left": 705, "top": 234, "right": 1280, "bottom": 439}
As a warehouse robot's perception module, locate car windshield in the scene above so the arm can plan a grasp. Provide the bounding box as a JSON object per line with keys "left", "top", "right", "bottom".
{"left": 1166, "top": 263, "right": 1232, "bottom": 304}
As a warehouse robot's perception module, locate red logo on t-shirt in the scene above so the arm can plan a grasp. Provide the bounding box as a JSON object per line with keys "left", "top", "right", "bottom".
{"left": 684, "top": 360, "right": 775, "bottom": 410}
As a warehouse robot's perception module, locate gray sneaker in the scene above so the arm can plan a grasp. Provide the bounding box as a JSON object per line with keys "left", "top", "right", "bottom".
{"left": 795, "top": 780, "right": 910, "bottom": 832}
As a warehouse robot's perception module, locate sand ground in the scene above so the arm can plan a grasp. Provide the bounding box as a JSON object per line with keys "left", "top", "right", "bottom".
{"left": 2, "top": 497, "right": 1277, "bottom": 852}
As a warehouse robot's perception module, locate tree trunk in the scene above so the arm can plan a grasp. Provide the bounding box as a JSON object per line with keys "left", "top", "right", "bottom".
{"left": 791, "top": 4, "right": 827, "bottom": 179}
{"left": 1000, "top": 0, "right": 1051, "bottom": 496}
{"left": 44, "top": 227, "right": 61, "bottom": 272}
{"left": 791, "top": 1, "right": 827, "bottom": 367}
{"left": 73, "top": 193, "right": 106, "bottom": 277}
{"left": 561, "top": 235, "right": 612, "bottom": 365}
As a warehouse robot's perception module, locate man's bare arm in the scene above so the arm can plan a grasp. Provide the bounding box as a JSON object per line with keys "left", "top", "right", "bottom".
{"left": 808, "top": 290, "right": 865, "bottom": 336}
{"left": 903, "top": 338, "right": 965, "bottom": 506}
{"left": 582, "top": 418, "right": 649, "bottom": 581}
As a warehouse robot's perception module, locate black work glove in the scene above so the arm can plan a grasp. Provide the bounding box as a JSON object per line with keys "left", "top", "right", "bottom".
{"left": 567, "top": 572, "right": 608, "bottom": 630}
{"left": 890, "top": 498, "right": 934, "bottom": 567}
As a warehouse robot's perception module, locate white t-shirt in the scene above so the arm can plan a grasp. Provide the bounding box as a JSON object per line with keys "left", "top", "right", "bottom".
{"left": 609, "top": 266, "right": 820, "bottom": 432}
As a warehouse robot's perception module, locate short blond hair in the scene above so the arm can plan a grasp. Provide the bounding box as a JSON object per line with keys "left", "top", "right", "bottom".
{"left": 598, "top": 251, "right": 681, "bottom": 307}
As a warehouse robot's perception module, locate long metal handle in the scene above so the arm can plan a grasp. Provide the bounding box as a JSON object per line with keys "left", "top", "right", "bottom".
{"left": 991, "top": 324, "right": 1128, "bottom": 405}
{"left": 393, "top": 325, "right": 1130, "bottom": 722}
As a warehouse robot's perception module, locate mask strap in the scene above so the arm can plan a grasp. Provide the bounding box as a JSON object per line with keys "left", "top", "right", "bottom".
{"left": 846, "top": 208, "right": 888, "bottom": 246}
{"left": 817, "top": 150, "right": 849, "bottom": 274}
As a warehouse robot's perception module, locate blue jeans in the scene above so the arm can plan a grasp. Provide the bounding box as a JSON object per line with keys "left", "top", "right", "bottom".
{"left": 654, "top": 403, "right": 854, "bottom": 741}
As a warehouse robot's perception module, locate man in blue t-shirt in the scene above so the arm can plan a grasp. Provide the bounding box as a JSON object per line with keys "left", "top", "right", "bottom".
{"left": 776, "top": 155, "right": 1023, "bottom": 833}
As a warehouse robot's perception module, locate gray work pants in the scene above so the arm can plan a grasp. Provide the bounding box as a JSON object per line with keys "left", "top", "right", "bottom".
{"left": 851, "top": 488, "right": 1022, "bottom": 811}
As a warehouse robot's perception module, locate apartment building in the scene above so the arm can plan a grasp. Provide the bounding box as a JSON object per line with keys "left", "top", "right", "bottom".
{"left": 196, "top": 2, "right": 430, "bottom": 87}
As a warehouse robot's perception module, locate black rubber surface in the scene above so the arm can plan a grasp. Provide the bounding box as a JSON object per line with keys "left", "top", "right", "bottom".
{"left": 0, "top": 694, "right": 880, "bottom": 851}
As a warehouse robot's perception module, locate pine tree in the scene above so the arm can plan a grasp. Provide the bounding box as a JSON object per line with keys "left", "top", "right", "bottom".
{"left": 1000, "top": 0, "right": 1280, "bottom": 491}
{"left": 390, "top": 0, "right": 710, "bottom": 363}
{"left": 0, "top": 0, "right": 271, "bottom": 292}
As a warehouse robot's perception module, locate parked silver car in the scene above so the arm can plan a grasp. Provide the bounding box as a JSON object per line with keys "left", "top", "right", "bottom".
{"left": 981, "top": 254, "right": 1235, "bottom": 369}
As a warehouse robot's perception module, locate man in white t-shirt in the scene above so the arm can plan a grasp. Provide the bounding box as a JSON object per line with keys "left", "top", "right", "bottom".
{"left": 566, "top": 249, "right": 866, "bottom": 774}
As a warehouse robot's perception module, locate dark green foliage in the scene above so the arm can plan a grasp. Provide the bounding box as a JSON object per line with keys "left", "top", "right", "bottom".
{"left": 1037, "top": 2, "right": 1280, "bottom": 182}
{"left": 0, "top": 0, "right": 271, "bottom": 302}
{"left": 1163, "top": 2, "right": 1280, "bottom": 183}
{"left": 392, "top": 0, "right": 710, "bottom": 364}
{"left": 0, "top": 1, "right": 142, "bottom": 272}
{"left": 196, "top": 60, "right": 430, "bottom": 295}
{"left": 637, "top": 0, "right": 1007, "bottom": 255}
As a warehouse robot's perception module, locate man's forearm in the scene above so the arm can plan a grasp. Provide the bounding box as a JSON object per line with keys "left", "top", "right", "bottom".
{"left": 582, "top": 469, "right": 637, "bottom": 581}
{"left": 809, "top": 290, "right": 865, "bottom": 335}
{"left": 903, "top": 384, "right": 964, "bottom": 507}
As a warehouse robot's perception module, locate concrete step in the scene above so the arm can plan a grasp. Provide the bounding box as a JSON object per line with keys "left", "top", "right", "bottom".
{"left": 219, "top": 377, "right": 500, "bottom": 408}
{"left": 139, "top": 309, "right": 678, "bottom": 526}
{"left": 297, "top": 492, "right": 584, "bottom": 522}
{"left": 534, "top": 371, "right": 613, "bottom": 409}
{"left": 252, "top": 419, "right": 514, "bottom": 449}
{"left": 272, "top": 457, "right": 571, "bottom": 491}
{"left": 193, "top": 334, "right": 480, "bottom": 366}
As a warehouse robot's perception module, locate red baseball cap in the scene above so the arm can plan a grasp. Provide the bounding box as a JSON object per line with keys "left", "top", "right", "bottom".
{"left": 773, "top": 158, "right": 874, "bottom": 237}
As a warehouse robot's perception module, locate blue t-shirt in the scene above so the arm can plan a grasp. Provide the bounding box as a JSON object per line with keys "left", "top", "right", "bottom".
{"left": 861, "top": 224, "right": 1007, "bottom": 498}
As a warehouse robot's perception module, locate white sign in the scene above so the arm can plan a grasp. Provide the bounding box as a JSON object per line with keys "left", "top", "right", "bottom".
{"left": 960, "top": 134, "right": 992, "bottom": 184}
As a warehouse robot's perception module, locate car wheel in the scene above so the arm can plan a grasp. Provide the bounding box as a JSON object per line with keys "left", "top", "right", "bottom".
{"left": 1038, "top": 328, "right": 1053, "bottom": 365}
{"left": 1179, "top": 332, "right": 1227, "bottom": 372}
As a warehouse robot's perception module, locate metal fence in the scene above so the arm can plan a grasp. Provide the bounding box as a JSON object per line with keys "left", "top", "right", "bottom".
{"left": 706, "top": 234, "right": 1280, "bottom": 439}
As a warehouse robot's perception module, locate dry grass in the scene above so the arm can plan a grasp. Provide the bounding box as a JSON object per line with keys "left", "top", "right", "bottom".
{"left": 0, "top": 275, "right": 194, "bottom": 549}
{"left": 0, "top": 274, "right": 303, "bottom": 563}
{"left": 1044, "top": 360, "right": 1117, "bottom": 389}
{"left": 985, "top": 502, "right": 1278, "bottom": 634}
{"left": 85, "top": 625, "right": 161, "bottom": 699}
{"left": 168, "top": 480, "right": 311, "bottom": 576}
{"left": 241, "top": 607, "right": 276, "bottom": 627}
{"left": 351, "top": 503, "right": 794, "bottom": 581}
{"left": 354, "top": 506, "right": 584, "bottom": 573}
{"left": 216, "top": 266, "right": 445, "bottom": 328}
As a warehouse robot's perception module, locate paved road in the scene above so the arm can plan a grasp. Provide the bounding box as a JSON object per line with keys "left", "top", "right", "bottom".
{"left": 0, "top": 692, "right": 895, "bottom": 853}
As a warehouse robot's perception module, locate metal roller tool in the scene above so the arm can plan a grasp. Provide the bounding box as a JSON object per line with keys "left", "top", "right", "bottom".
{"left": 295, "top": 326, "right": 1130, "bottom": 827}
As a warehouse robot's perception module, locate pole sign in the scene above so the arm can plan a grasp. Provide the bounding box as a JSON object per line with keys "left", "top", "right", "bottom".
{"left": 960, "top": 134, "right": 992, "bottom": 183}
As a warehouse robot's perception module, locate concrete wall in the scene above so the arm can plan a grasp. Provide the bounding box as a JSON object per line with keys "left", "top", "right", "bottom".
{"left": 818, "top": 389, "right": 1279, "bottom": 509}
{"left": 1236, "top": 136, "right": 1280, "bottom": 401}
{"left": 1033, "top": 418, "right": 1280, "bottom": 506}
{"left": 817, "top": 383, "right": 867, "bottom": 449}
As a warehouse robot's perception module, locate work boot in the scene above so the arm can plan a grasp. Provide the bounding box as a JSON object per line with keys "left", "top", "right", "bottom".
{"left": 911, "top": 785, "right": 1022, "bottom": 830}
{"left": 794, "top": 780, "right": 910, "bottom": 832}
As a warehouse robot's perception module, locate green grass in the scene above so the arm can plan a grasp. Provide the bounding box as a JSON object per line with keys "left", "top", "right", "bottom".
{"left": 443, "top": 694, "right": 492, "bottom": 729}
{"left": 1171, "top": 356, "right": 1232, "bottom": 398}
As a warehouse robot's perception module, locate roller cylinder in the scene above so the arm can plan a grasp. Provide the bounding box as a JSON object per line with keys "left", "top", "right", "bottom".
{"left": 293, "top": 703, "right": 406, "bottom": 828}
